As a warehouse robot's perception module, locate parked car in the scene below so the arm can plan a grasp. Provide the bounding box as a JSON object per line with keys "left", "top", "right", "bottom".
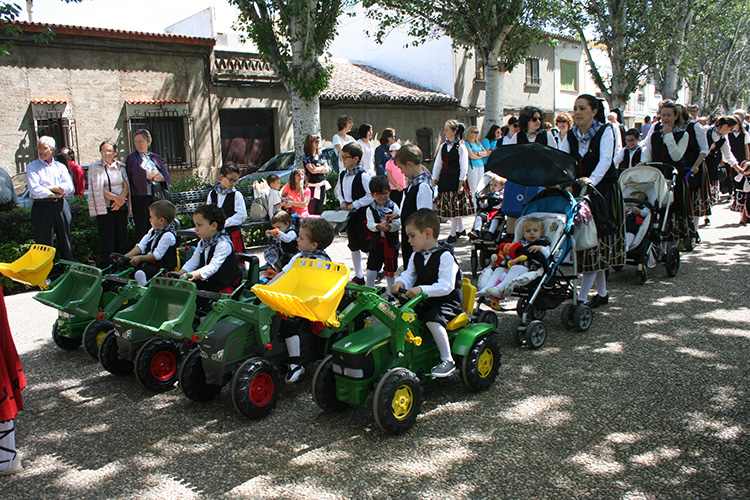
{"left": 237, "top": 147, "right": 339, "bottom": 186}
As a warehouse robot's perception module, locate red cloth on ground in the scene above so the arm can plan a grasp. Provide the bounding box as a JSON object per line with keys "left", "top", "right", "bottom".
{"left": 0, "top": 287, "right": 25, "bottom": 421}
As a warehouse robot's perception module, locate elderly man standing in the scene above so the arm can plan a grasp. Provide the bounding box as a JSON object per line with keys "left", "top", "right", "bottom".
{"left": 26, "top": 136, "right": 75, "bottom": 260}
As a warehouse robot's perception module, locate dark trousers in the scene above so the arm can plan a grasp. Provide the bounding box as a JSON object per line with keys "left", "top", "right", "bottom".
{"left": 96, "top": 209, "right": 129, "bottom": 265}
{"left": 401, "top": 226, "right": 413, "bottom": 270}
{"left": 31, "top": 198, "right": 74, "bottom": 260}
{"left": 307, "top": 186, "right": 326, "bottom": 216}
{"left": 131, "top": 195, "right": 153, "bottom": 242}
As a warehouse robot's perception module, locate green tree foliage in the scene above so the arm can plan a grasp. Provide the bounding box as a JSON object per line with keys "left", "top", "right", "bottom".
{"left": 364, "top": 0, "right": 556, "bottom": 133}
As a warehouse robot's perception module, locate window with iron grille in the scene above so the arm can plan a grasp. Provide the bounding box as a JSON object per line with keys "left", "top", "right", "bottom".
{"left": 525, "top": 58, "right": 541, "bottom": 86}
{"left": 126, "top": 102, "right": 195, "bottom": 170}
{"left": 32, "top": 102, "right": 79, "bottom": 155}
{"left": 416, "top": 127, "right": 434, "bottom": 161}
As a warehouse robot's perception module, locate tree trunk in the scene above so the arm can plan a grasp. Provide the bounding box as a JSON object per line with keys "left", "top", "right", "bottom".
{"left": 288, "top": 89, "right": 320, "bottom": 167}
{"left": 483, "top": 54, "right": 506, "bottom": 135}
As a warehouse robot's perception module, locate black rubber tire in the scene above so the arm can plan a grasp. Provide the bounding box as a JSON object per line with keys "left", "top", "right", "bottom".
{"left": 372, "top": 368, "right": 422, "bottom": 435}
{"left": 178, "top": 348, "right": 223, "bottom": 401}
{"left": 573, "top": 305, "right": 593, "bottom": 332}
{"left": 99, "top": 331, "right": 133, "bottom": 376}
{"left": 134, "top": 338, "right": 182, "bottom": 393}
{"left": 477, "top": 310, "right": 499, "bottom": 330}
{"left": 52, "top": 322, "right": 82, "bottom": 351}
{"left": 524, "top": 320, "right": 547, "bottom": 349}
{"left": 479, "top": 248, "right": 492, "bottom": 269}
{"left": 516, "top": 298, "right": 546, "bottom": 321}
{"left": 82, "top": 320, "right": 113, "bottom": 360}
{"left": 665, "top": 247, "right": 680, "bottom": 277}
{"left": 461, "top": 335, "right": 501, "bottom": 390}
{"left": 470, "top": 249, "right": 479, "bottom": 277}
{"left": 231, "top": 357, "right": 280, "bottom": 419}
{"left": 639, "top": 267, "right": 648, "bottom": 285}
{"left": 560, "top": 304, "right": 576, "bottom": 330}
{"left": 683, "top": 236, "right": 695, "bottom": 252}
{"left": 312, "top": 355, "right": 349, "bottom": 412}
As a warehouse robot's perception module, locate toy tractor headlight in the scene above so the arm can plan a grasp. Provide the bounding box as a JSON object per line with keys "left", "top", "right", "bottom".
{"left": 332, "top": 363, "right": 343, "bottom": 375}
{"left": 211, "top": 349, "right": 224, "bottom": 362}
{"left": 58, "top": 311, "right": 74, "bottom": 319}
{"left": 200, "top": 350, "right": 209, "bottom": 359}
{"left": 122, "top": 329, "right": 133, "bottom": 340}
{"left": 343, "top": 367, "right": 364, "bottom": 379}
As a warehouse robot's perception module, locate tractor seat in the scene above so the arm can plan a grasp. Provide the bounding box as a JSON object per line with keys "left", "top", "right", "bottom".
{"left": 446, "top": 278, "right": 476, "bottom": 331}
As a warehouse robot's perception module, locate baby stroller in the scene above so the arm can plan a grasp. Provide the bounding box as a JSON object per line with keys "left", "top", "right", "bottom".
{"left": 618, "top": 164, "right": 680, "bottom": 284}
{"left": 470, "top": 172, "right": 507, "bottom": 277}
{"left": 477, "top": 188, "right": 590, "bottom": 348}
{"left": 481, "top": 143, "right": 592, "bottom": 349}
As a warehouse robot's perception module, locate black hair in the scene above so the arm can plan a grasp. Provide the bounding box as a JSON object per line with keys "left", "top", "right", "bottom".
{"left": 99, "top": 140, "right": 117, "bottom": 152}
{"left": 519, "top": 106, "right": 543, "bottom": 133}
{"left": 194, "top": 204, "right": 226, "bottom": 231}
{"left": 342, "top": 142, "right": 363, "bottom": 163}
{"left": 358, "top": 123, "right": 373, "bottom": 139}
{"left": 484, "top": 124, "right": 501, "bottom": 141}
{"left": 150, "top": 200, "right": 177, "bottom": 223}
{"left": 406, "top": 208, "right": 440, "bottom": 237}
{"left": 369, "top": 175, "right": 391, "bottom": 193}
{"left": 220, "top": 164, "right": 240, "bottom": 176}
{"left": 576, "top": 94, "right": 606, "bottom": 123}
{"left": 625, "top": 128, "right": 640, "bottom": 139}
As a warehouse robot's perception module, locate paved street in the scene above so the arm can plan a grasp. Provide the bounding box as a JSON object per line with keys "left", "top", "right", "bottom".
{"left": 3, "top": 202, "right": 749, "bottom": 500}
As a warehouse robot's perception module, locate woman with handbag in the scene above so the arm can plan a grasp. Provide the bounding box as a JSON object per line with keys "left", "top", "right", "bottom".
{"left": 88, "top": 140, "right": 130, "bottom": 265}
{"left": 677, "top": 105, "right": 711, "bottom": 239}
{"left": 705, "top": 116, "right": 740, "bottom": 213}
{"left": 559, "top": 94, "right": 625, "bottom": 309}
{"left": 126, "top": 129, "right": 170, "bottom": 240}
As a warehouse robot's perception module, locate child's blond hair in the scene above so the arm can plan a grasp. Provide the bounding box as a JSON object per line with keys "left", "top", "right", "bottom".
{"left": 521, "top": 216, "right": 544, "bottom": 234}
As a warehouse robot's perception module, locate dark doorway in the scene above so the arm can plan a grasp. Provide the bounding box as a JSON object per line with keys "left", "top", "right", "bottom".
{"left": 219, "top": 109, "right": 275, "bottom": 176}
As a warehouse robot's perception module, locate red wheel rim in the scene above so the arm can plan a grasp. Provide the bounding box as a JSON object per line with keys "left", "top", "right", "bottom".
{"left": 249, "top": 372, "right": 274, "bottom": 406}
{"left": 150, "top": 351, "right": 177, "bottom": 381}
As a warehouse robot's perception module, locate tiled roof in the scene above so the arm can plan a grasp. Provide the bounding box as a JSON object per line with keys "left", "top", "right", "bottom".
{"left": 322, "top": 62, "right": 457, "bottom": 106}
{"left": 126, "top": 100, "right": 189, "bottom": 105}
{"left": 32, "top": 99, "right": 67, "bottom": 104}
{"left": 12, "top": 21, "right": 215, "bottom": 47}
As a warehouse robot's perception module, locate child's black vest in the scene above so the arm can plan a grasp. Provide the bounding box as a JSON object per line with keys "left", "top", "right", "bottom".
{"left": 209, "top": 190, "right": 241, "bottom": 234}
{"left": 144, "top": 227, "right": 178, "bottom": 271}
{"left": 339, "top": 170, "right": 367, "bottom": 202}
{"left": 279, "top": 224, "right": 299, "bottom": 256}
{"left": 198, "top": 243, "right": 240, "bottom": 291}
{"left": 401, "top": 179, "right": 429, "bottom": 224}
{"left": 566, "top": 124, "right": 618, "bottom": 196}
{"left": 437, "top": 143, "right": 461, "bottom": 193}
{"left": 413, "top": 246, "right": 462, "bottom": 303}
{"left": 368, "top": 205, "right": 399, "bottom": 252}
{"left": 705, "top": 126, "right": 726, "bottom": 172}
{"left": 516, "top": 131, "right": 549, "bottom": 146}
{"left": 617, "top": 148, "right": 641, "bottom": 174}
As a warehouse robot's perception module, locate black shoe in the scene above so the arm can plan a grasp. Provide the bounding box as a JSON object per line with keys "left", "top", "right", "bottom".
{"left": 446, "top": 235, "right": 458, "bottom": 243}
{"left": 586, "top": 294, "right": 609, "bottom": 309}
{"left": 483, "top": 231, "right": 496, "bottom": 241}
{"left": 457, "top": 230, "right": 467, "bottom": 237}
{"left": 351, "top": 276, "right": 365, "bottom": 285}
{"left": 704, "top": 218, "right": 711, "bottom": 227}
{"left": 468, "top": 230, "right": 481, "bottom": 241}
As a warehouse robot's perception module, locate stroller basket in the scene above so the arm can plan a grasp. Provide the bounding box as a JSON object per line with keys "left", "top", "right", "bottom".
{"left": 251, "top": 259, "right": 349, "bottom": 327}
{"left": 114, "top": 277, "right": 198, "bottom": 336}
{"left": 34, "top": 262, "right": 103, "bottom": 316}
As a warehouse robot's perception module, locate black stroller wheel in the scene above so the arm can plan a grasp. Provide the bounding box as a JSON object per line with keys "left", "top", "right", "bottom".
{"left": 477, "top": 310, "right": 499, "bottom": 330}
{"left": 573, "top": 305, "right": 593, "bottom": 332}
{"left": 471, "top": 249, "right": 479, "bottom": 278}
{"left": 516, "top": 298, "right": 546, "bottom": 321}
{"left": 665, "top": 247, "right": 680, "bottom": 277}
{"left": 560, "top": 304, "right": 576, "bottom": 330}
{"left": 524, "top": 321, "right": 547, "bottom": 349}
{"left": 638, "top": 267, "right": 648, "bottom": 285}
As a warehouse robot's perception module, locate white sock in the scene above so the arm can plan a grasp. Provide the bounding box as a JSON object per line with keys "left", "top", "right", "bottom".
{"left": 489, "top": 218, "right": 501, "bottom": 234}
{"left": 426, "top": 321, "right": 453, "bottom": 362}
{"left": 385, "top": 276, "right": 395, "bottom": 295}
{"left": 351, "top": 250, "right": 363, "bottom": 278}
{"left": 455, "top": 217, "right": 464, "bottom": 233}
{"left": 0, "top": 419, "right": 16, "bottom": 470}
{"left": 284, "top": 335, "right": 301, "bottom": 358}
{"left": 134, "top": 269, "right": 147, "bottom": 286}
{"left": 473, "top": 217, "right": 482, "bottom": 231}
{"left": 578, "top": 272, "right": 596, "bottom": 302}
{"left": 594, "top": 270, "right": 607, "bottom": 297}
{"left": 365, "top": 269, "right": 378, "bottom": 287}
{"left": 450, "top": 218, "right": 458, "bottom": 237}
{"left": 693, "top": 216, "right": 701, "bottom": 228}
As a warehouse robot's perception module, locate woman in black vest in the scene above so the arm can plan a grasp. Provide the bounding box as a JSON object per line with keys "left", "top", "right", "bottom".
{"left": 559, "top": 94, "right": 625, "bottom": 309}
{"left": 705, "top": 116, "right": 739, "bottom": 208}
{"left": 640, "top": 102, "right": 699, "bottom": 246}
{"left": 432, "top": 120, "right": 472, "bottom": 243}
{"left": 503, "top": 106, "right": 558, "bottom": 232}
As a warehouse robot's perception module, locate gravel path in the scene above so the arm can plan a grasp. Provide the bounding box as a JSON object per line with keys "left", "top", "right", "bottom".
{"left": 2, "top": 202, "right": 748, "bottom": 500}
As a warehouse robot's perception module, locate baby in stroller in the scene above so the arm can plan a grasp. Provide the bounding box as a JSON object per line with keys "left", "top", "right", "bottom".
{"left": 468, "top": 173, "right": 505, "bottom": 241}
{"left": 625, "top": 191, "right": 651, "bottom": 249}
{"left": 477, "top": 216, "right": 551, "bottom": 297}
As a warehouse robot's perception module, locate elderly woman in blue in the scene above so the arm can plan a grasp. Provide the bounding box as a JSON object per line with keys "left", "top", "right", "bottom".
{"left": 126, "top": 129, "right": 170, "bottom": 241}
{"left": 26, "top": 136, "right": 75, "bottom": 260}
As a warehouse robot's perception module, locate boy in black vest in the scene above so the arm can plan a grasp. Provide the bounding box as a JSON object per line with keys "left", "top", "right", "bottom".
{"left": 391, "top": 209, "right": 463, "bottom": 378}
{"left": 207, "top": 164, "right": 247, "bottom": 253}
{"left": 338, "top": 142, "right": 373, "bottom": 284}
{"left": 365, "top": 175, "right": 400, "bottom": 294}
{"left": 613, "top": 128, "right": 643, "bottom": 176}
{"left": 126, "top": 200, "right": 178, "bottom": 286}
{"left": 272, "top": 218, "right": 335, "bottom": 384}
{"left": 263, "top": 210, "right": 299, "bottom": 272}
{"left": 178, "top": 204, "right": 240, "bottom": 293}
{"left": 394, "top": 144, "right": 434, "bottom": 268}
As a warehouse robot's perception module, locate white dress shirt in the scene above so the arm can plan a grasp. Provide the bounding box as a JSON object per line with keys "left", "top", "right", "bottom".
{"left": 182, "top": 238, "right": 233, "bottom": 280}
{"left": 559, "top": 124, "right": 616, "bottom": 188}
{"left": 397, "top": 249, "right": 459, "bottom": 298}
{"left": 26, "top": 158, "right": 74, "bottom": 199}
